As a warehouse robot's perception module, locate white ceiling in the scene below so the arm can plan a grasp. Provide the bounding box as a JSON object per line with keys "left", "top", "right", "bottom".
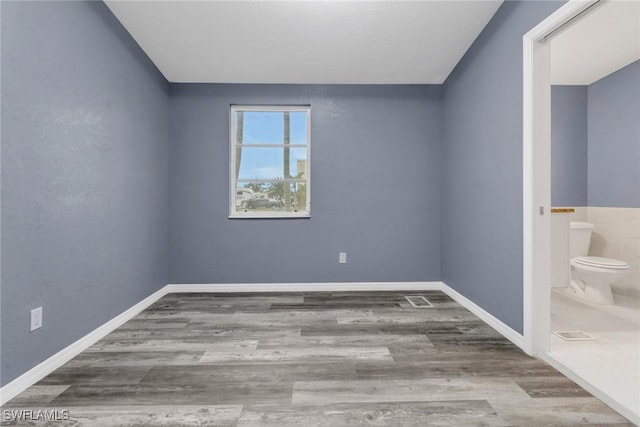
{"left": 104, "top": 0, "right": 503, "bottom": 84}
{"left": 551, "top": 0, "right": 640, "bottom": 85}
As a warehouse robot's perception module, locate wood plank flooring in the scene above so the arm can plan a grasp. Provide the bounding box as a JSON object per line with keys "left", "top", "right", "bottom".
{"left": 2, "top": 291, "right": 633, "bottom": 426}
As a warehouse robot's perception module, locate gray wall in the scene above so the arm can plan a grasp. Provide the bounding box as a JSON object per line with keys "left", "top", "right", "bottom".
{"left": 551, "top": 86, "right": 588, "bottom": 207}
{"left": 1, "top": 1, "right": 169, "bottom": 386}
{"left": 550, "top": 60, "right": 640, "bottom": 208}
{"left": 588, "top": 59, "right": 640, "bottom": 208}
{"left": 169, "top": 84, "right": 442, "bottom": 284}
{"left": 441, "top": 0, "right": 563, "bottom": 333}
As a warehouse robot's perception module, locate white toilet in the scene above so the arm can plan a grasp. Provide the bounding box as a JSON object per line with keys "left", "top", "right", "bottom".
{"left": 569, "top": 221, "right": 630, "bottom": 304}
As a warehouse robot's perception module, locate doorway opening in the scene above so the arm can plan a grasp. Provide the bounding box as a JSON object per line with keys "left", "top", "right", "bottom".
{"left": 523, "top": 0, "right": 639, "bottom": 424}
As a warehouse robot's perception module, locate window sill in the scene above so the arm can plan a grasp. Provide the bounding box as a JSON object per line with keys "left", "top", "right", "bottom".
{"left": 228, "top": 212, "right": 311, "bottom": 219}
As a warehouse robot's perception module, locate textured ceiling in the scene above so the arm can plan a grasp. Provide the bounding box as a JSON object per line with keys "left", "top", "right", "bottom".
{"left": 104, "top": 0, "right": 503, "bottom": 84}
{"left": 551, "top": 0, "right": 640, "bottom": 85}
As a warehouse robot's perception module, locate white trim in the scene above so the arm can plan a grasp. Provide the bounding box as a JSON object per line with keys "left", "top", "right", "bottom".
{"left": 522, "top": 33, "right": 534, "bottom": 354}
{"left": 166, "top": 281, "right": 445, "bottom": 293}
{"left": 305, "top": 106, "right": 311, "bottom": 214}
{"left": 522, "top": 0, "right": 601, "bottom": 356}
{"left": 523, "top": 34, "right": 553, "bottom": 357}
{"left": 230, "top": 105, "right": 311, "bottom": 113}
{"left": 229, "top": 212, "right": 311, "bottom": 219}
{"left": 0, "top": 286, "right": 169, "bottom": 406}
{"left": 440, "top": 286, "right": 524, "bottom": 349}
{"left": 229, "top": 106, "right": 235, "bottom": 214}
{"left": 524, "top": 1, "right": 601, "bottom": 42}
{"left": 542, "top": 353, "right": 639, "bottom": 425}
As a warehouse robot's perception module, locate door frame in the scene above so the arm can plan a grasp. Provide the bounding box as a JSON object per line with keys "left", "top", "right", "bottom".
{"left": 521, "top": 1, "right": 640, "bottom": 421}
{"left": 522, "top": 0, "right": 601, "bottom": 356}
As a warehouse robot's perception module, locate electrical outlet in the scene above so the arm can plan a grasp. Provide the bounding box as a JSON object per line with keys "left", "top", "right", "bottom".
{"left": 30, "top": 307, "right": 43, "bottom": 332}
{"left": 339, "top": 252, "right": 347, "bottom": 264}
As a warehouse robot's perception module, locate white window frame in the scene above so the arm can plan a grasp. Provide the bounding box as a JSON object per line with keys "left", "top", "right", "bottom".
{"left": 229, "top": 105, "right": 311, "bottom": 219}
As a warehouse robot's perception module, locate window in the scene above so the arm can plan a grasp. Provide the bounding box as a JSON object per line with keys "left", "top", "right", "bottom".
{"left": 230, "top": 106, "right": 310, "bottom": 218}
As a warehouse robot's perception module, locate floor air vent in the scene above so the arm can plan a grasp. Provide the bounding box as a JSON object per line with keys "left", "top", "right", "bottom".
{"left": 553, "top": 331, "right": 596, "bottom": 341}
{"left": 404, "top": 295, "right": 434, "bottom": 308}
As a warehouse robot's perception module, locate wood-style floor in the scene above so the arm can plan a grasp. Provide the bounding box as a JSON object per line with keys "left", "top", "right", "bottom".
{"left": 3, "top": 291, "right": 633, "bottom": 426}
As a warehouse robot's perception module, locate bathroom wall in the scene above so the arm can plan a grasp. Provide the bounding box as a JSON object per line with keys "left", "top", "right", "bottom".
{"left": 588, "top": 60, "right": 640, "bottom": 298}
{"left": 588, "top": 60, "right": 640, "bottom": 209}
{"left": 170, "top": 84, "right": 443, "bottom": 284}
{"left": 551, "top": 86, "right": 588, "bottom": 207}
{"left": 588, "top": 208, "right": 640, "bottom": 298}
{"left": 441, "top": 0, "right": 564, "bottom": 333}
{"left": 1, "top": 1, "right": 170, "bottom": 386}
{"left": 551, "top": 60, "right": 640, "bottom": 298}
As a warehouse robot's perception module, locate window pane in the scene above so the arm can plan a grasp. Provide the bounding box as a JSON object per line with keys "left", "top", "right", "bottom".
{"left": 289, "top": 111, "right": 308, "bottom": 145}
{"left": 238, "top": 111, "right": 282, "bottom": 144}
{"left": 289, "top": 147, "right": 307, "bottom": 178}
{"left": 236, "top": 147, "right": 282, "bottom": 180}
{"left": 235, "top": 181, "right": 307, "bottom": 213}
{"left": 237, "top": 147, "right": 307, "bottom": 181}
{"left": 235, "top": 111, "right": 307, "bottom": 145}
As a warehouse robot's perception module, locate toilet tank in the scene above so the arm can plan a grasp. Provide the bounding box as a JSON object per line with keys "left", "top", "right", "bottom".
{"left": 570, "top": 221, "right": 593, "bottom": 258}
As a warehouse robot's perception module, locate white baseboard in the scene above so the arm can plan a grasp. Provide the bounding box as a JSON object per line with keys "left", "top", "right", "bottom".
{"left": 440, "top": 285, "right": 525, "bottom": 349}
{"left": 542, "top": 353, "right": 639, "bottom": 426}
{"left": 166, "top": 281, "right": 445, "bottom": 293}
{"left": 0, "top": 286, "right": 169, "bottom": 406}
{"left": 1, "top": 280, "right": 526, "bottom": 406}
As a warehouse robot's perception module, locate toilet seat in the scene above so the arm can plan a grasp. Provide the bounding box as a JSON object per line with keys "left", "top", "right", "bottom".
{"left": 573, "top": 256, "right": 629, "bottom": 270}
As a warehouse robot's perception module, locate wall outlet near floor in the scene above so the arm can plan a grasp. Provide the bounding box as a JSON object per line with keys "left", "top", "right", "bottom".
{"left": 30, "top": 307, "right": 43, "bottom": 332}
{"left": 339, "top": 252, "right": 347, "bottom": 264}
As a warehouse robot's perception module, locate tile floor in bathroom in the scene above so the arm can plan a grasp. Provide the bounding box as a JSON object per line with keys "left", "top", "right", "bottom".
{"left": 551, "top": 288, "right": 640, "bottom": 422}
